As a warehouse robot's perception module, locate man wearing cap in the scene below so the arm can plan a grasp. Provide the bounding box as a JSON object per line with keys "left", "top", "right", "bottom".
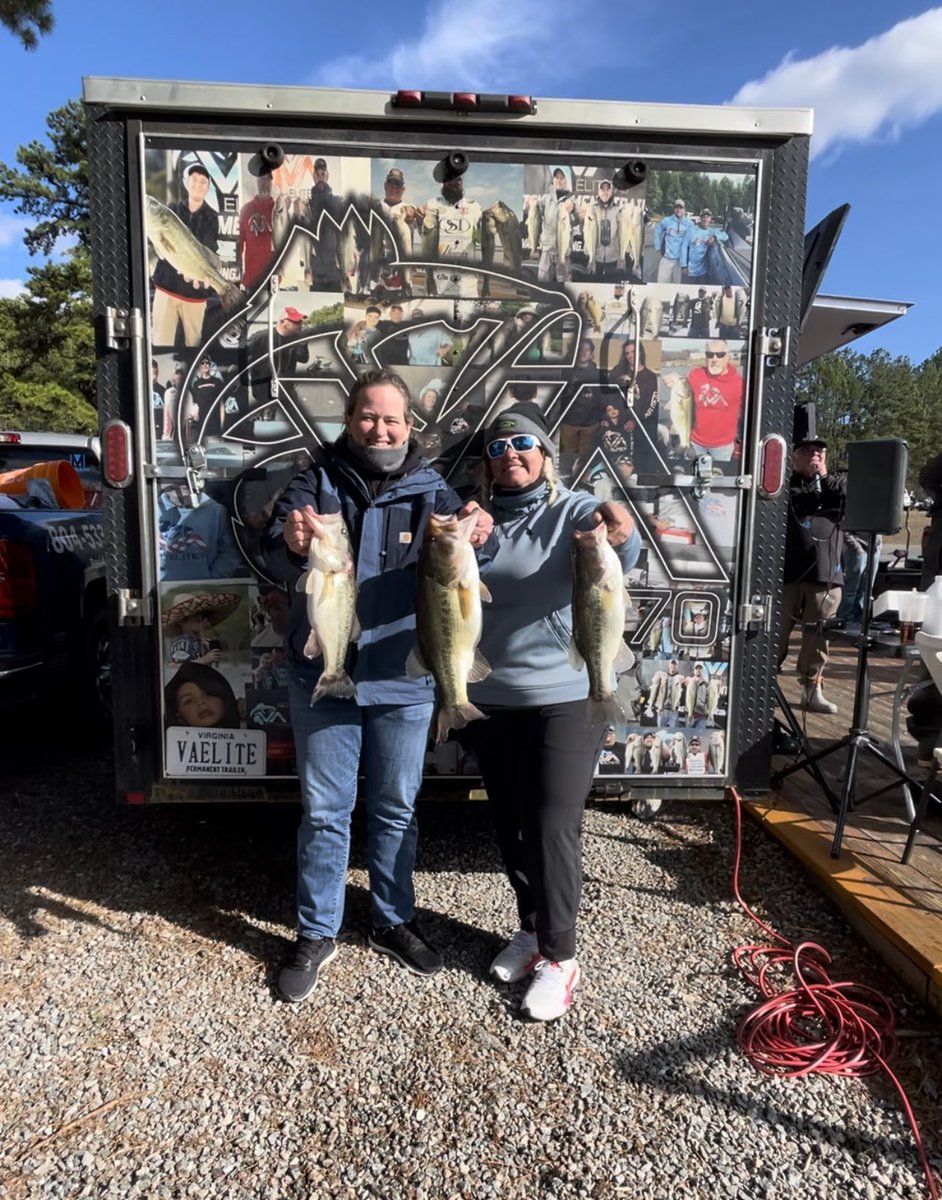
{"left": 191, "top": 355, "right": 225, "bottom": 442}
{"left": 581, "top": 180, "right": 625, "bottom": 280}
{"left": 778, "top": 437, "right": 845, "bottom": 714}
{"left": 247, "top": 307, "right": 310, "bottom": 414}
{"left": 308, "top": 157, "right": 344, "bottom": 291}
{"left": 531, "top": 167, "right": 579, "bottom": 284}
{"left": 653, "top": 199, "right": 694, "bottom": 284}
{"left": 669, "top": 339, "right": 744, "bottom": 462}
{"left": 688, "top": 287, "right": 712, "bottom": 338}
{"left": 423, "top": 172, "right": 483, "bottom": 298}
{"left": 152, "top": 163, "right": 222, "bottom": 348}
{"left": 682, "top": 208, "right": 729, "bottom": 286}
{"left": 717, "top": 284, "right": 747, "bottom": 340}
{"left": 237, "top": 173, "right": 276, "bottom": 293}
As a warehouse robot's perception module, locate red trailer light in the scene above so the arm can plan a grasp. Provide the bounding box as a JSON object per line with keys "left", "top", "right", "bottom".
{"left": 453, "top": 92, "right": 478, "bottom": 109}
{"left": 0, "top": 537, "right": 37, "bottom": 618}
{"left": 102, "top": 419, "right": 133, "bottom": 488}
{"left": 507, "top": 95, "right": 534, "bottom": 112}
{"left": 0, "top": 432, "right": 21, "bottom": 445}
{"left": 393, "top": 91, "right": 423, "bottom": 107}
{"left": 758, "top": 434, "right": 787, "bottom": 498}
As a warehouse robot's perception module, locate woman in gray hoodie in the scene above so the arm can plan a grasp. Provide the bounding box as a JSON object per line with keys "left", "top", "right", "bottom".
{"left": 463, "top": 403, "right": 640, "bottom": 1021}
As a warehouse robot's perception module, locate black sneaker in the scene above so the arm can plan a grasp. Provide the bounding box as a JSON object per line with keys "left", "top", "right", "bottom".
{"left": 368, "top": 921, "right": 443, "bottom": 976}
{"left": 276, "top": 936, "right": 337, "bottom": 1003}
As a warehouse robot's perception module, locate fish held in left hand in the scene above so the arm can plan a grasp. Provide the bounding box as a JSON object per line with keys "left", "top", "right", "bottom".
{"left": 570, "top": 521, "right": 633, "bottom": 726}
{"left": 407, "top": 511, "right": 492, "bottom": 742}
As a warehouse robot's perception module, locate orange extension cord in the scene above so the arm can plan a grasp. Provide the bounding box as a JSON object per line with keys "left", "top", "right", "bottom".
{"left": 729, "top": 787, "right": 938, "bottom": 1199}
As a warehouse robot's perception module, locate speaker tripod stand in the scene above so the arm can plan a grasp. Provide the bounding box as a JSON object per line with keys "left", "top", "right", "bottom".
{"left": 771, "top": 532, "right": 923, "bottom": 858}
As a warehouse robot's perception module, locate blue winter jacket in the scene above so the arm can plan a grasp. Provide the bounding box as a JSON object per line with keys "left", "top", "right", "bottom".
{"left": 261, "top": 439, "right": 463, "bottom": 705}
{"left": 470, "top": 483, "right": 641, "bottom": 708}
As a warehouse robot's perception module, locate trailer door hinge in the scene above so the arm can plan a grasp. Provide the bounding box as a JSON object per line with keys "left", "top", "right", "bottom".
{"left": 117, "top": 589, "right": 153, "bottom": 626}
{"left": 757, "top": 326, "right": 791, "bottom": 368}
{"left": 104, "top": 306, "right": 144, "bottom": 350}
{"left": 738, "top": 594, "right": 772, "bottom": 633}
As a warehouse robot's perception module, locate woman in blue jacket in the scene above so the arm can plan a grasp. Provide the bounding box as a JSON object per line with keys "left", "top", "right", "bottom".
{"left": 463, "top": 403, "right": 640, "bottom": 1021}
{"left": 261, "top": 368, "right": 491, "bottom": 1003}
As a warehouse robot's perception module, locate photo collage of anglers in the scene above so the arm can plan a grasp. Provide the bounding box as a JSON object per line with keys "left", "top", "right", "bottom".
{"left": 144, "top": 139, "right": 756, "bottom": 780}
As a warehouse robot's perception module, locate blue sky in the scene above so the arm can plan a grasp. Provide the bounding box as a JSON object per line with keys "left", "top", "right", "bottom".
{"left": 0, "top": 0, "right": 938, "bottom": 363}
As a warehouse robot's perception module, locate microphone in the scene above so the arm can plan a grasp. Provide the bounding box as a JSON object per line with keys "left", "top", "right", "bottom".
{"left": 809, "top": 473, "right": 821, "bottom": 495}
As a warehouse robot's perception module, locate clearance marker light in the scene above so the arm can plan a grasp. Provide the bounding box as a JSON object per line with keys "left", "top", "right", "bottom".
{"left": 392, "top": 91, "right": 536, "bottom": 115}
{"left": 758, "top": 434, "right": 787, "bottom": 499}
{"left": 102, "top": 419, "right": 134, "bottom": 488}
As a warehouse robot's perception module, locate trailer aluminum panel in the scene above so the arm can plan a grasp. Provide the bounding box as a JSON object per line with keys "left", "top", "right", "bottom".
{"left": 83, "top": 77, "right": 813, "bottom": 140}
{"left": 84, "top": 84, "right": 809, "bottom": 803}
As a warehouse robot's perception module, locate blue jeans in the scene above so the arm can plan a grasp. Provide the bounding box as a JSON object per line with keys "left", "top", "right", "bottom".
{"left": 289, "top": 683, "right": 434, "bottom": 939}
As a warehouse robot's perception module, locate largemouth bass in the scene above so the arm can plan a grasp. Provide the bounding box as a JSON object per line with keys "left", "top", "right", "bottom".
{"left": 582, "top": 205, "right": 598, "bottom": 271}
{"left": 665, "top": 373, "right": 694, "bottom": 450}
{"left": 570, "top": 521, "right": 632, "bottom": 725}
{"left": 388, "top": 202, "right": 417, "bottom": 255}
{"left": 525, "top": 196, "right": 542, "bottom": 257}
{"left": 340, "top": 218, "right": 360, "bottom": 293}
{"left": 619, "top": 198, "right": 644, "bottom": 278}
{"left": 146, "top": 195, "right": 242, "bottom": 310}
{"left": 482, "top": 200, "right": 522, "bottom": 271}
{"left": 640, "top": 295, "right": 663, "bottom": 339}
{"left": 407, "top": 511, "right": 491, "bottom": 742}
{"left": 297, "top": 512, "right": 360, "bottom": 703}
{"left": 420, "top": 210, "right": 440, "bottom": 259}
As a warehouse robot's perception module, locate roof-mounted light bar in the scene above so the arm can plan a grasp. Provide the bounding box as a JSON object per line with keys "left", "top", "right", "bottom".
{"left": 392, "top": 91, "right": 536, "bottom": 115}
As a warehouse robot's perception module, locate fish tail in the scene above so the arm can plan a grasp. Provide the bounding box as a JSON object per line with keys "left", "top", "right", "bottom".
{"left": 585, "top": 695, "right": 625, "bottom": 728}
{"left": 435, "top": 703, "right": 487, "bottom": 744}
{"left": 311, "top": 672, "right": 356, "bottom": 703}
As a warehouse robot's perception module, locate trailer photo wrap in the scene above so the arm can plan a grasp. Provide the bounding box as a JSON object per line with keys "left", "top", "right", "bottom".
{"left": 136, "top": 136, "right": 759, "bottom": 787}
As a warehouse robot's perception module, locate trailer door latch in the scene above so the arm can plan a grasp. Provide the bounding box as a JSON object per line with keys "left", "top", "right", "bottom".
{"left": 738, "top": 594, "right": 772, "bottom": 632}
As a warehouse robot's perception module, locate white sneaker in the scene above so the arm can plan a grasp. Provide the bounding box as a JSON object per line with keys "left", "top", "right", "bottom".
{"left": 800, "top": 683, "right": 838, "bottom": 715}
{"left": 520, "top": 958, "right": 581, "bottom": 1021}
{"left": 489, "top": 930, "right": 541, "bottom": 983}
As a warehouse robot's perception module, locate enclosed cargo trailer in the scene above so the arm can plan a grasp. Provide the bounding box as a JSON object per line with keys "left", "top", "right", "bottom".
{"left": 83, "top": 77, "right": 815, "bottom": 805}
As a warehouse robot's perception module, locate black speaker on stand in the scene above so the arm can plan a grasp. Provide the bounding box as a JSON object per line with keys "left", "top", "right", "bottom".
{"left": 772, "top": 438, "right": 919, "bottom": 856}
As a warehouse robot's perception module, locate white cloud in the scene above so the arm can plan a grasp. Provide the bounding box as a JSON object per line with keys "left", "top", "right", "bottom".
{"left": 730, "top": 7, "right": 942, "bottom": 157}
{"left": 314, "top": 0, "right": 575, "bottom": 91}
{"left": 0, "top": 278, "right": 24, "bottom": 298}
{"left": 0, "top": 213, "right": 28, "bottom": 249}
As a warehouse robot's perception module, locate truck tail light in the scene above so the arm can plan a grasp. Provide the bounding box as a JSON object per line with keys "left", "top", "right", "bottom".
{"left": 102, "top": 420, "right": 133, "bottom": 488}
{"left": 0, "top": 431, "right": 22, "bottom": 444}
{"left": 0, "top": 537, "right": 37, "bottom": 618}
{"left": 758, "top": 434, "right": 787, "bottom": 499}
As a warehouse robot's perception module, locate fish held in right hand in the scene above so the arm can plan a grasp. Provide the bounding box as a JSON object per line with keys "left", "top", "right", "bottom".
{"left": 296, "top": 511, "right": 360, "bottom": 703}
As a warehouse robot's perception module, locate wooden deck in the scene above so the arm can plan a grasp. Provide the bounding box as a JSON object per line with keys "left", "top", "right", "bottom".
{"left": 748, "top": 631, "right": 942, "bottom": 1018}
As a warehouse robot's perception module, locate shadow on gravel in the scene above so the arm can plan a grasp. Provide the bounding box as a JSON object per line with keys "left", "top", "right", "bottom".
{"left": 613, "top": 1026, "right": 926, "bottom": 1169}
{"left": 1, "top": 708, "right": 506, "bottom": 980}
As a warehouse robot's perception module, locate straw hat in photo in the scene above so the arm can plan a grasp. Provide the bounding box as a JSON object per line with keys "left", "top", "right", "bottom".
{"left": 161, "top": 591, "right": 241, "bottom": 629}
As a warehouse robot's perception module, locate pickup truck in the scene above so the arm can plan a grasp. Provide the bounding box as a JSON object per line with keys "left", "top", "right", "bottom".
{"left": 0, "top": 430, "right": 109, "bottom": 727}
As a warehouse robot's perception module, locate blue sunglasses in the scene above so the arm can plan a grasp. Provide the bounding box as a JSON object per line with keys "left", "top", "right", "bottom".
{"left": 485, "top": 433, "right": 540, "bottom": 459}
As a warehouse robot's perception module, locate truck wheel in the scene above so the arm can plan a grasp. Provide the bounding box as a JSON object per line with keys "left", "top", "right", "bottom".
{"left": 81, "top": 608, "right": 111, "bottom": 734}
{"left": 630, "top": 796, "right": 663, "bottom": 820}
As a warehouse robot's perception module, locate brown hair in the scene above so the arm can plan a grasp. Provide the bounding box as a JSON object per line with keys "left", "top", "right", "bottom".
{"left": 344, "top": 368, "right": 414, "bottom": 423}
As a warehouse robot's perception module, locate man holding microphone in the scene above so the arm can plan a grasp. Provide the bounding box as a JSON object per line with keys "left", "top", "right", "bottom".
{"left": 777, "top": 437, "right": 846, "bottom": 714}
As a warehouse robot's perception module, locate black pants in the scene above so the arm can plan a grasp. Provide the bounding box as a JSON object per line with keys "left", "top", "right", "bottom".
{"left": 461, "top": 701, "right": 605, "bottom": 961}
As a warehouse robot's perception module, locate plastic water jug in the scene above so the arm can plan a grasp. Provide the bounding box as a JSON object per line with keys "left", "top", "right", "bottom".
{"left": 922, "top": 576, "right": 942, "bottom": 636}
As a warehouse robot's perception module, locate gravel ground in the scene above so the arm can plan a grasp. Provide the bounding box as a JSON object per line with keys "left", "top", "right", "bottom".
{"left": 1, "top": 718, "right": 940, "bottom": 1200}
